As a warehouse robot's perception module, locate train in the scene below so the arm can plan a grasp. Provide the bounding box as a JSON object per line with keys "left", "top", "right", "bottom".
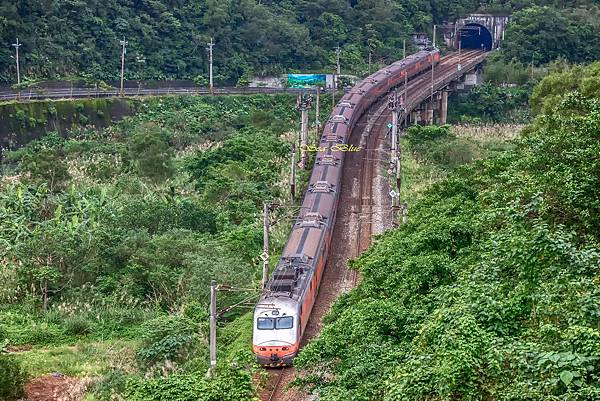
{"left": 252, "top": 48, "right": 441, "bottom": 366}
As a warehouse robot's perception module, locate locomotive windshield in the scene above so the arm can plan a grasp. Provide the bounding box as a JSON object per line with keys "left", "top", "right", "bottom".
{"left": 276, "top": 316, "right": 293, "bottom": 329}
{"left": 257, "top": 317, "right": 275, "bottom": 329}
{"left": 257, "top": 316, "right": 294, "bottom": 330}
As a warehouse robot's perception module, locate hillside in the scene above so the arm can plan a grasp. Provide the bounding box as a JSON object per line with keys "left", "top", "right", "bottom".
{"left": 1, "top": 0, "right": 599, "bottom": 84}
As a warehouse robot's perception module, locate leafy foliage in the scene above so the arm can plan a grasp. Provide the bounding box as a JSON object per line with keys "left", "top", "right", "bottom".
{"left": 136, "top": 315, "right": 198, "bottom": 370}
{"left": 124, "top": 368, "right": 256, "bottom": 401}
{"left": 500, "top": 5, "right": 600, "bottom": 66}
{"left": 0, "top": 354, "right": 27, "bottom": 400}
{"left": 126, "top": 122, "right": 175, "bottom": 182}
{"left": 294, "top": 61, "right": 600, "bottom": 401}
{"left": 448, "top": 83, "right": 531, "bottom": 124}
{"left": 0, "top": 0, "right": 427, "bottom": 83}
{"left": 406, "top": 125, "right": 482, "bottom": 169}
{"left": 0, "top": 93, "right": 308, "bottom": 398}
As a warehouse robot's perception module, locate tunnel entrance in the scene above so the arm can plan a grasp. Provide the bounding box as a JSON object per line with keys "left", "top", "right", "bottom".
{"left": 459, "top": 23, "right": 492, "bottom": 51}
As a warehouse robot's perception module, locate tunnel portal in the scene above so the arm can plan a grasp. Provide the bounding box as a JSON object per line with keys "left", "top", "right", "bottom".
{"left": 459, "top": 23, "right": 493, "bottom": 51}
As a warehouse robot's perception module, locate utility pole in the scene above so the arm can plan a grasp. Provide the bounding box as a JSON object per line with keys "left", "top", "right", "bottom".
{"left": 297, "top": 93, "right": 311, "bottom": 168}
{"left": 531, "top": 54, "right": 534, "bottom": 80}
{"left": 208, "top": 280, "right": 217, "bottom": 378}
{"left": 12, "top": 38, "right": 21, "bottom": 87}
{"left": 119, "top": 37, "right": 128, "bottom": 96}
{"left": 290, "top": 143, "right": 296, "bottom": 200}
{"left": 207, "top": 38, "right": 215, "bottom": 94}
{"left": 261, "top": 203, "right": 270, "bottom": 289}
{"left": 458, "top": 31, "right": 462, "bottom": 72}
{"left": 368, "top": 50, "right": 372, "bottom": 74}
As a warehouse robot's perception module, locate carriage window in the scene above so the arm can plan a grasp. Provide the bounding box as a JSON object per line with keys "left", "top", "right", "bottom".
{"left": 257, "top": 317, "right": 275, "bottom": 330}
{"left": 276, "top": 316, "right": 294, "bottom": 329}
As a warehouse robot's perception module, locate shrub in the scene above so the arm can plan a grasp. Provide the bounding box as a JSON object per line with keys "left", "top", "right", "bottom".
{"left": 124, "top": 368, "right": 255, "bottom": 401}
{"left": 0, "top": 354, "right": 28, "bottom": 400}
{"left": 63, "top": 315, "right": 92, "bottom": 336}
{"left": 126, "top": 122, "right": 174, "bottom": 182}
{"left": 136, "top": 315, "right": 197, "bottom": 370}
{"left": 89, "top": 369, "right": 128, "bottom": 401}
{"left": 406, "top": 125, "right": 480, "bottom": 169}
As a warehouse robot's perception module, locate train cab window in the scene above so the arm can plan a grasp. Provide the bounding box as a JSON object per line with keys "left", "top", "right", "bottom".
{"left": 257, "top": 317, "right": 275, "bottom": 330}
{"left": 276, "top": 316, "right": 294, "bottom": 329}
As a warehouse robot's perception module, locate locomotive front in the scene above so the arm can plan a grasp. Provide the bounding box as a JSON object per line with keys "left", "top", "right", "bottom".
{"left": 252, "top": 296, "right": 300, "bottom": 366}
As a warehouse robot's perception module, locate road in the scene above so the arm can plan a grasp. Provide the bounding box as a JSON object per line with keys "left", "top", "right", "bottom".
{"left": 0, "top": 86, "right": 327, "bottom": 102}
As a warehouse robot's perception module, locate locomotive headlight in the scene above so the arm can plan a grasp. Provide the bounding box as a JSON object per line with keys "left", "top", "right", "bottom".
{"left": 271, "top": 310, "right": 279, "bottom": 316}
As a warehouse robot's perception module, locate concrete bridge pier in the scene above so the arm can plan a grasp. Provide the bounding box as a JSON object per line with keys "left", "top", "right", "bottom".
{"left": 435, "top": 90, "right": 448, "bottom": 125}
{"left": 409, "top": 90, "right": 448, "bottom": 126}
{"left": 426, "top": 102, "right": 434, "bottom": 125}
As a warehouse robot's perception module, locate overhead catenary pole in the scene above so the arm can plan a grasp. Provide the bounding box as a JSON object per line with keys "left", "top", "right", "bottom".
{"left": 332, "top": 44, "right": 341, "bottom": 109}
{"left": 431, "top": 25, "right": 436, "bottom": 111}
{"left": 390, "top": 92, "right": 398, "bottom": 171}
{"left": 458, "top": 31, "right": 462, "bottom": 71}
{"left": 207, "top": 37, "right": 215, "bottom": 94}
{"left": 388, "top": 91, "right": 400, "bottom": 222}
{"left": 335, "top": 43, "right": 341, "bottom": 75}
{"left": 315, "top": 86, "right": 320, "bottom": 133}
{"left": 261, "top": 203, "right": 270, "bottom": 289}
{"left": 208, "top": 280, "right": 217, "bottom": 378}
{"left": 403, "top": 39, "right": 408, "bottom": 105}
{"left": 12, "top": 38, "right": 21, "bottom": 87}
{"left": 290, "top": 143, "right": 296, "bottom": 199}
{"left": 119, "top": 37, "right": 128, "bottom": 96}
{"left": 297, "top": 93, "right": 311, "bottom": 168}
{"left": 332, "top": 73, "right": 336, "bottom": 109}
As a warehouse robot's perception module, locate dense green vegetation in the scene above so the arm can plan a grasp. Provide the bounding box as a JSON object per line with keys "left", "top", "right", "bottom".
{"left": 447, "top": 83, "right": 531, "bottom": 123}
{"left": 1, "top": 0, "right": 598, "bottom": 85}
{"left": 0, "top": 94, "right": 326, "bottom": 399}
{"left": 0, "top": 98, "right": 139, "bottom": 144}
{"left": 501, "top": 5, "right": 600, "bottom": 66}
{"left": 294, "top": 63, "right": 600, "bottom": 400}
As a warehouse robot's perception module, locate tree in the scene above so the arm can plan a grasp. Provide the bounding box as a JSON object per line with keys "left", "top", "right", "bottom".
{"left": 21, "top": 147, "right": 70, "bottom": 193}
{"left": 127, "top": 123, "right": 175, "bottom": 182}
{"left": 501, "top": 5, "right": 600, "bottom": 65}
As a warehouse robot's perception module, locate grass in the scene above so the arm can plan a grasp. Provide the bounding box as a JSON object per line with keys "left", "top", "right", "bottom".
{"left": 399, "top": 123, "right": 522, "bottom": 206}
{"left": 14, "top": 339, "right": 138, "bottom": 377}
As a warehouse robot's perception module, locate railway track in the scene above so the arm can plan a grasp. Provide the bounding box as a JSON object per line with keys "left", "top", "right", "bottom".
{"left": 260, "top": 50, "right": 486, "bottom": 401}
{"left": 262, "top": 368, "right": 287, "bottom": 401}
{"left": 263, "top": 88, "right": 392, "bottom": 401}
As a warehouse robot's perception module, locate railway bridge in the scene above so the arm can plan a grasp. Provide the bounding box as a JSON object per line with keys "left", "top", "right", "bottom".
{"left": 397, "top": 49, "right": 487, "bottom": 126}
